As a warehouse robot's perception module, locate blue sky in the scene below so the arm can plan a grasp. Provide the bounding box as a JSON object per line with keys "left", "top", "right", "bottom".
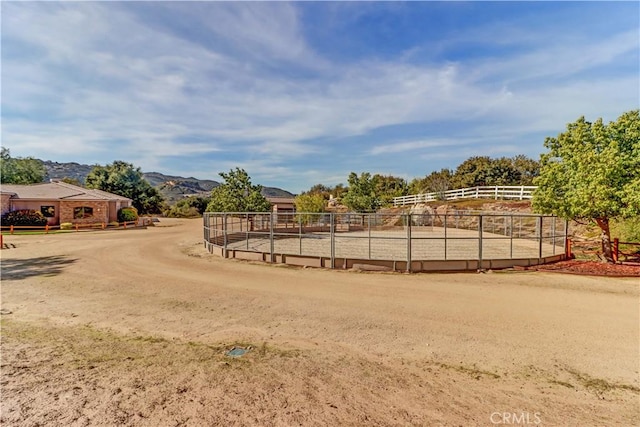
{"left": 2, "top": 1, "right": 638, "bottom": 193}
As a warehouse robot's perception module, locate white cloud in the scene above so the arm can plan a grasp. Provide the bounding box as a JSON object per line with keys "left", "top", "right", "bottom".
{"left": 370, "top": 139, "right": 466, "bottom": 156}
{"left": 2, "top": 2, "right": 638, "bottom": 191}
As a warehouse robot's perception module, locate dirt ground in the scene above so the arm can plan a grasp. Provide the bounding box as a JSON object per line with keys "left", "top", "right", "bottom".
{"left": 1, "top": 218, "right": 638, "bottom": 426}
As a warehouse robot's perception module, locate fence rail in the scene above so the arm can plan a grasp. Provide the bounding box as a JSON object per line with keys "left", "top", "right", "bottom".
{"left": 568, "top": 238, "right": 640, "bottom": 262}
{"left": 1, "top": 219, "right": 149, "bottom": 234}
{"left": 393, "top": 186, "right": 537, "bottom": 206}
{"left": 204, "top": 211, "right": 566, "bottom": 272}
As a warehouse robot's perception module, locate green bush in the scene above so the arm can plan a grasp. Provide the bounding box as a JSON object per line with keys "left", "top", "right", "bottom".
{"left": 164, "top": 205, "right": 201, "bottom": 218}
{"left": 611, "top": 217, "right": 640, "bottom": 242}
{"left": 117, "top": 206, "right": 139, "bottom": 222}
{"left": 1, "top": 209, "right": 47, "bottom": 226}
{"left": 60, "top": 222, "right": 73, "bottom": 230}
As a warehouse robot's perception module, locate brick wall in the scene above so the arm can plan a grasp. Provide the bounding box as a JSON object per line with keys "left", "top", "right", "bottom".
{"left": 60, "top": 201, "right": 109, "bottom": 225}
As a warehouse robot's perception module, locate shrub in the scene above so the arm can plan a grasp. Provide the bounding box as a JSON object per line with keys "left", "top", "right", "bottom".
{"left": 60, "top": 222, "right": 73, "bottom": 230}
{"left": 109, "top": 221, "right": 120, "bottom": 227}
{"left": 611, "top": 217, "right": 640, "bottom": 242}
{"left": 117, "top": 206, "right": 139, "bottom": 222}
{"left": 1, "top": 209, "right": 48, "bottom": 226}
{"left": 164, "top": 204, "right": 201, "bottom": 218}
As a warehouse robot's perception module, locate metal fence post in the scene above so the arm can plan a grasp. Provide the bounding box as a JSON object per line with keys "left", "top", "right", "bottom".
{"left": 552, "top": 216, "right": 556, "bottom": 255}
{"left": 564, "top": 219, "right": 569, "bottom": 257}
{"left": 330, "top": 213, "right": 335, "bottom": 269}
{"left": 406, "top": 213, "right": 412, "bottom": 272}
{"left": 299, "top": 214, "right": 302, "bottom": 255}
{"left": 538, "top": 216, "right": 544, "bottom": 259}
{"left": 270, "top": 212, "right": 275, "bottom": 263}
{"left": 478, "top": 214, "right": 483, "bottom": 268}
{"left": 509, "top": 215, "right": 514, "bottom": 259}
{"left": 246, "top": 213, "right": 250, "bottom": 250}
{"left": 207, "top": 214, "right": 211, "bottom": 247}
{"left": 444, "top": 214, "right": 448, "bottom": 260}
{"left": 368, "top": 214, "right": 371, "bottom": 259}
{"left": 223, "top": 213, "right": 228, "bottom": 255}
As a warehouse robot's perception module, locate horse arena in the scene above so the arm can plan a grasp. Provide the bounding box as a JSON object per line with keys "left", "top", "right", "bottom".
{"left": 204, "top": 212, "right": 567, "bottom": 271}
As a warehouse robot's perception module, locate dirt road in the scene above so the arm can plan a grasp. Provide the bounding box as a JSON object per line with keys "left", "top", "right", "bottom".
{"left": 1, "top": 218, "right": 638, "bottom": 426}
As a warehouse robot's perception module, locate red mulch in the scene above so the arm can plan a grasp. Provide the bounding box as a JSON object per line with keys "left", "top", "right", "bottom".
{"left": 534, "top": 260, "right": 640, "bottom": 277}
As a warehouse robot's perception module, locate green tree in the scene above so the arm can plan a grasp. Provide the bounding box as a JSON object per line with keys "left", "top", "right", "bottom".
{"left": 409, "top": 168, "right": 454, "bottom": 198}
{"left": 164, "top": 196, "right": 211, "bottom": 218}
{"left": 452, "top": 156, "right": 492, "bottom": 188}
{"left": 342, "top": 172, "right": 380, "bottom": 212}
{"left": 512, "top": 155, "right": 540, "bottom": 185}
{"left": 484, "top": 157, "right": 521, "bottom": 186}
{"left": 294, "top": 193, "right": 325, "bottom": 224}
{"left": 532, "top": 110, "right": 640, "bottom": 262}
{"left": 0, "top": 148, "right": 46, "bottom": 184}
{"left": 85, "top": 161, "right": 165, "bottom": 214}
{"left": 304, "top": 183, "right": 347, "bottom": 201}
{"left": 60, "top": 177, "right": 83, "bottom": 186}
{"left": 372, "top": 174, "right": 408, "bottom": 206}
{"left": 331, "top": 183, "right": 347, "bottom": 200}
{"left": 206, "top": 168, "right": 271, "bottom": 212}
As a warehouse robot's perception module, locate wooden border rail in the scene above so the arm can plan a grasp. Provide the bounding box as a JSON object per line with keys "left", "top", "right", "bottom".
{"left": 614, "top": 239, "right": 640, "bottom": 262}
{"left": 393, "top": 186, "right": 537, "bottom": 206}
{"left": 566, "top": 238, "right": 640, "bottom": 262}
{"left": 1, "top": 221, "right": 140, "bottom": 234}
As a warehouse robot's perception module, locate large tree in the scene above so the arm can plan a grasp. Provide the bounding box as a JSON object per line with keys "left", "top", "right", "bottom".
{"left": 532, "top": 110, "right": 640, "bottom": 262}
{"left": 85, "top": 161, "right": 165, "bottom": 214}
{"left": 342, "top": 172, "right": 380, "bottom": 212}
{"left": 409, "top": 168, "right": 454, "bottom": 198}
{"left": 451, "top": 156, "right": 493, "bottom": 188}
{"left": 372, "top": 174, "right": 408, "bottom": 207}
{"left": 512, "top": 154, "right": 540, "bottom": 185}
{"left": 206, "top": 168, "right": 271, "bottom": 212}
{"left": 0, "top": 148, "right": 46, "bottom": 184}
{"left": 294, "top": 193, "right": 325, "bottom": 224}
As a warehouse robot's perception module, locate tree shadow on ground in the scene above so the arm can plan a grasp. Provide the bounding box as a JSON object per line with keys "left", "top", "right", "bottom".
{"left": 1, "top": 255, "right": 77, "bottom": 280}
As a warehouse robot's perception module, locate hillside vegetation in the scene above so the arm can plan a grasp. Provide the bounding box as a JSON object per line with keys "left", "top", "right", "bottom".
{"left": 41, "top": 161, "right": 294, "bottom": 204}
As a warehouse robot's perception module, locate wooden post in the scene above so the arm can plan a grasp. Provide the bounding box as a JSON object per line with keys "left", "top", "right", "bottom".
{"left": 10, "top": 225, "right": 14, "bottom": 234}
{"left": 76, "top": 223, "right": 79, "bottom": 232}
{"left": 45, "top": 224, "right": 49, "bottom": 234}
{"left": 566, "top": 238, "right": 572, "bottom": 258}
{"left": 123, "top": 221, "right": 127, "bottom": 229}
{"left": 613, "top": 238, "right": 619, "bottom": 263}
{"left": 102, "top": 222, "right": 106, "bottom": 229}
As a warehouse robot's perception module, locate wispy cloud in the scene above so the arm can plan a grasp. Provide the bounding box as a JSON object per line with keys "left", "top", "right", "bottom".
{"left": 2, "top": 2, "right": 638, "bottom": 192}
{"left": 370, "top": 139, "right": 466, "bottom": 156}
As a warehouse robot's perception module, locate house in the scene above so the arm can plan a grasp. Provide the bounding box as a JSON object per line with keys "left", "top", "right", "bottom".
{"left": 267, "top": 197, "right": 296, "bottom": 223}
{"left": 1, "top": 181, "right": 133, "bottom": 226}
{"left": 267, "top": 197, "right": 295, "bottom": 213}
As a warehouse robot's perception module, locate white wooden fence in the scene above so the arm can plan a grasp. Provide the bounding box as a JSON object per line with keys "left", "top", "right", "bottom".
{"left": 393, "top": 186, "right": 537, "bottom": 206}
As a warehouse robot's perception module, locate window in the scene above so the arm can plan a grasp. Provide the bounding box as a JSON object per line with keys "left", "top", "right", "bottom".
{"left": 41, "top": 206, "right": 55, "bottom": 218}
{"left": 73, "top": 206, "right": 93, "bottom": 219}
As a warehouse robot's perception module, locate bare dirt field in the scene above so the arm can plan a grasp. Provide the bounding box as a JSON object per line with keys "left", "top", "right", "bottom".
{"left": 1, "top": 218, "right": 638, "bottom": 426}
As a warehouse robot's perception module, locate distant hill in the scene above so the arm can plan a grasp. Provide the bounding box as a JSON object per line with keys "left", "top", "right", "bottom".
{"left": 43, "top": 161, "right": 94, "bottom": 183}
{"left": 143, "top": 172, "right": 220, "bottom": 204}
{"left": 42, "top": 160, "right": 295, "bottom": 204}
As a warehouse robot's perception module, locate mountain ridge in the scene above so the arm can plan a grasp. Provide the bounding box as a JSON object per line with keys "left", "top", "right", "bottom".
{"left": 41, "top": 160, "right": 295, "bottom": 204}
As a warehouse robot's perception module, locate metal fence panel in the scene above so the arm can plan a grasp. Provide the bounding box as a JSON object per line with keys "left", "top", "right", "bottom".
{"left": 203, "top": 211, "right": 564, "bottom": 264}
